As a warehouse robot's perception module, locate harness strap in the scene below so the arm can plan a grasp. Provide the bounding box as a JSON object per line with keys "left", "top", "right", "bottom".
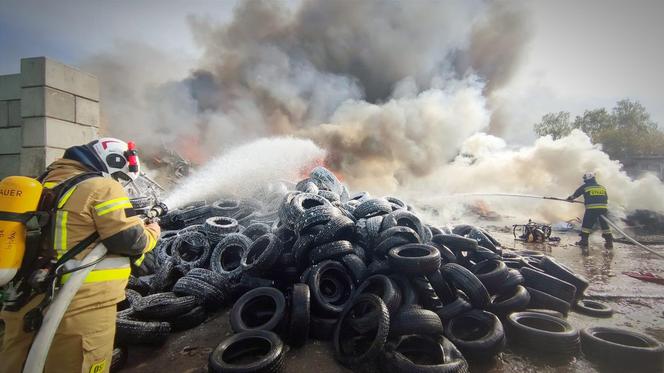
{"left": 0, "top": 211, "right": 49, "bottom": 226}
{"left": 53, "top": 232, "right": 100, "bottom": 269}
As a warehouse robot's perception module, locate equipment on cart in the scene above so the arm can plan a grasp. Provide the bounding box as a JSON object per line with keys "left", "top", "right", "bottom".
{"left": 513, "top": 220, "right": 555, "bottom": 243}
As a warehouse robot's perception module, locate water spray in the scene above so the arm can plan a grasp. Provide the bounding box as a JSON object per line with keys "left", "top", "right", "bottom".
{"left": 163, "top": 137, "right": 326, "bottom": 210}
{"left": 450, "top": 192, "right": 584, "bottom": 204}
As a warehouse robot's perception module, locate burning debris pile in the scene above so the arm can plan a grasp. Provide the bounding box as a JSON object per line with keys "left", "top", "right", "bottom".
{"left": 144, "top": 146, "right": 192, "bottom": 187}
{"left": 623, "top": 209, "right": 664, "bottom": 235}
{"left": 114, "top": 166, "right": 663, "bottom": 373}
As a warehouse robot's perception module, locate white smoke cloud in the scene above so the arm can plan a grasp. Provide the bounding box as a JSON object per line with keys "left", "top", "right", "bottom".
{"left": 408, "top": 130, "right": 664, "bottom": 223}
{"left": 81, "top": 41, "right": 199, "bottom": 155}
{"left": 303, "top": 77, "right": 491, "bottom": 191}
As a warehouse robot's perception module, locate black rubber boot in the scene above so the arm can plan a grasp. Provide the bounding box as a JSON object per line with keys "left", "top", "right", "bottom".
{"left": 602, "top": 233, "right": 614, "bottom": 249}
{"left": 575, "top": 233, "right": 589, "bottom": 248}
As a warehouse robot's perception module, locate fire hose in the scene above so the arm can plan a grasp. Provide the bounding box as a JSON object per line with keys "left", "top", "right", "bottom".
{"left": 460, "top": 193, "right": 664, "bottom": 260}
{"left": 23, "top": 243, "right": 108, "bottom": 373}
{"left": 599, "top": 215, "right": 664, "bottom": 259}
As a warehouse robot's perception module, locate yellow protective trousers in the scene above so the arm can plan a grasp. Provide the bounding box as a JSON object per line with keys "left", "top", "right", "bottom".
{"left": 0, "top": 295, "right": 116, "bottom": 373}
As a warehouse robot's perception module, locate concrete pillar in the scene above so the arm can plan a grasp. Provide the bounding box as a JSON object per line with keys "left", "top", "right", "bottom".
{"left": 0, "top": 57, "right": 101, "bottom": 179}
{"left": 0, "top": 74, "right": 23, "bottom": 178}
{"left": 0, "top": 57, "right": 101, "bottom": 178}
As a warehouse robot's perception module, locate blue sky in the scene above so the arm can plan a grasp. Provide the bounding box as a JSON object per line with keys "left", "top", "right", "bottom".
{"left": 1, "top": 0, "right": 662, "bottom": 142}
{"left": 0, "top": 0, "right": 235, "bottom": 71}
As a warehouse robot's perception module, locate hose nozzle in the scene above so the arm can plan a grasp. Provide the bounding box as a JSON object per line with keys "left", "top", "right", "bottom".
{"left": 147, "top": 201, "right": 168, "bottom": 220}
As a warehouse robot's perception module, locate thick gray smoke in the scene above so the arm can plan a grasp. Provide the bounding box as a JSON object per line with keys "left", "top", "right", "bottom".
{"left": 88, "top": 0, "right": 531, "bottom": 181}
{"left": 88, "top": 0, "right": 664, "bottom": 219}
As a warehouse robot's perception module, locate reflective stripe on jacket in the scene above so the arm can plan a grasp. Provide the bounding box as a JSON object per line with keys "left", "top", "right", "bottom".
{"left": 571, "top": 181, "right": 608, "bottom": 209}
{"left": 42, "top": 159, "right": 159, "bottom": 311}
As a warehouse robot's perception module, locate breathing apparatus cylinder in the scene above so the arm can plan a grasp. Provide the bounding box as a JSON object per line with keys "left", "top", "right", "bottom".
{"left": 0, "top": 176, "right": 43, "bottom": 286}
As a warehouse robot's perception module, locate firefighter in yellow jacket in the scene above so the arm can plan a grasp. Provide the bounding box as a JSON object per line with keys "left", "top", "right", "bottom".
{"left": 0, "top": 138, "right": 160, "bottom": 373}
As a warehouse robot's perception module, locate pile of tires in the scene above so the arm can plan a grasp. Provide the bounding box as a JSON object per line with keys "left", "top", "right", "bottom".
{"left": 115, "top": 166, "right": 663, "bottom": 373}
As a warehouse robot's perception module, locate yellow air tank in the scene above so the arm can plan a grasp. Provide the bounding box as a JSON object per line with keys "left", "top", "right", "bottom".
{"left": 0, "top": 176, "right": 43, "bottom": 286}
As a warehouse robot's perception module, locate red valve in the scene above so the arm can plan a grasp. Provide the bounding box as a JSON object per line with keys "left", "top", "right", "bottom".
{"left": 126, "top": 141, "right": 138, "bottom": 172}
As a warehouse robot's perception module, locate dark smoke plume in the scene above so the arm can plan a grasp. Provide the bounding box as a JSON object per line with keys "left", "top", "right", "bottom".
{"left": 90, "top": 0, "right": 532, "bottom": 189}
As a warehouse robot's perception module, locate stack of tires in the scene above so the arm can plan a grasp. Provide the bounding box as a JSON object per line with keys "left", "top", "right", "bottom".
{"left": 114, "top": 166, "right": 663, "bottom": 373}
{"left": 203, "top": 182, "right": 511, "bottom": 372}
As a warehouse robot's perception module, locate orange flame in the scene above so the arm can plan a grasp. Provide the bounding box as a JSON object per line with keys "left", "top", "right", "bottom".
{"left": 297, "top": 156, "right": 345, "bottom": 182}
{"left": 176, "top": 136, "right": 207, "bottom": 165}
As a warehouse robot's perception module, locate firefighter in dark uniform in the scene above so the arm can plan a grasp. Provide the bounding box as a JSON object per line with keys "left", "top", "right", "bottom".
{"left": 567, "top": 172, "right": 613, "bottom": 249}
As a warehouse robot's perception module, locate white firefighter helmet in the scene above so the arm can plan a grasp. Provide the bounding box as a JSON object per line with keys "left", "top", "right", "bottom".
{"left": 582, "top": 172, "right": 595, "bottom": 182}
{"left": 89, "top": 137, "right": 140, "bottom": 181}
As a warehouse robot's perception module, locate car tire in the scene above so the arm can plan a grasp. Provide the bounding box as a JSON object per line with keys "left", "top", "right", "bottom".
{"left": 389, "top": 274, "right": 418, "bottom": 307}
{"left": 208, "top": 330, "right": 285, "bottom": 373}
{"left": 409, "top": 275, "right": 444, "bottom": 311}
{"left": 574, "top": 299, "right": 614, "bottom": 318}
{"left": 307, "top": 260, "right": 355, "bottom": 316}
{"left": 498, "top": 269, "right": 524, "bottom": 294}
{"left": 352, "top": 198, "right": 393, "bottom": 219}
{"left": 445, "top": 309, "right": 505, "bottom": 360}
{"left": 308, "top": 240, "right": 354, "bottom": 265}
{"left": 313, "top": 215, "right": 355, "bottom": 245}
{"left": 210, "top": 233, "right": 252, "bottom": 278}
{"left": 521, "top": 267, "right": 577, "bottom": 304}
{"left": 539, "top": 256, "right": 589, "bottom": 301}
{"left": 334, "top": 294, "right": 390, "bottom": 367}
{"left": 524, "top": 308, "right": 565, "bottom": 319}
{"left": 171, "top": 232, "right": 211, "bottom": 269}
{"left": 427, "top": 270, "right": 457, "bottom": 304}
{"left": 115, "top": 318, "right": 170, "bottom": 346}
{"left": 441, "top": 263, "right": 490, "bottom": 309}
{"left": 173, "top": 276, "right": 227, "bottom": 310}
{"left": 230, "top": 287, "right": 287, "bottom": 333}
{"left": 581, "top": 326, "right": 664, "bottom": 372}
{"left": 355, "top": 275, "right": 402, "bottom": 315}
{"left": 525, "top": 287, "right": 571, "bottom": 316}
{"left": 133, "top": 292, "right": 199, "bottom": 320}
{"left": 431, "top": 234, "right": 478, "bottom": 252}
{"left": 381, "top": 335, "right": 468, "bottom": 373}
{"left": 389, "top": 306, "right": 443, "bottom": 338}
{"left": 169, "top": 305, "right": 207, "bottom": 332}
{"left": 241, "top": 234, "right": 282, "bottom": 275}
{"left": 110, "top": 347, "right": 127, "bottom": 372}
{"left": 341, "top": 254, "right": 367, "bottom": 285}
{"left": 471, "top": 260, "right": 509, "bottom": 295}
{"left": 506, "top": 311, "right": 580, "bottom": 360}
{"left": 288, "top": 283, "right": 310, "bottom": 347}
{"left": 436, "top": 293, "right": 473, "bottom": 322}
{"left": 489, "top": 285, "right": 531, "bottom": 317}
{"left": 388, "top": 244, "right": 441, "bottom": 275}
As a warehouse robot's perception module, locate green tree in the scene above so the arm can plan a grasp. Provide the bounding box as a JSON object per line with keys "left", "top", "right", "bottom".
{"left": 611, "top": 99, "right": 657, "bottom": 132}
{"left": 533, "top": 99, "right": 664, "bottom": 160}
{"left": 533, "top": 111, "right": 572, "bottom": 140}
{"left": 572, "top": 108, "right": 613, "bottom": 141}
{"left": 597, "top": 99, "right": 661, "bottom": 158}
{"left": 596, "top": 124, "right": 664, "bottom": 159}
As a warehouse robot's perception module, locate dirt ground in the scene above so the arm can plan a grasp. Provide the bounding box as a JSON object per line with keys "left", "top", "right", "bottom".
{"left": 120, "top": 227, "right": 664, "bottom": 373}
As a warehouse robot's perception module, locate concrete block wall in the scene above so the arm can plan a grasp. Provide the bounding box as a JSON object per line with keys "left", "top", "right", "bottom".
{"left": 0, "top": 74, "right": 23, "bottom": 177}
{"left": 0, "top": 57, "right": 100, "bottom": 179}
